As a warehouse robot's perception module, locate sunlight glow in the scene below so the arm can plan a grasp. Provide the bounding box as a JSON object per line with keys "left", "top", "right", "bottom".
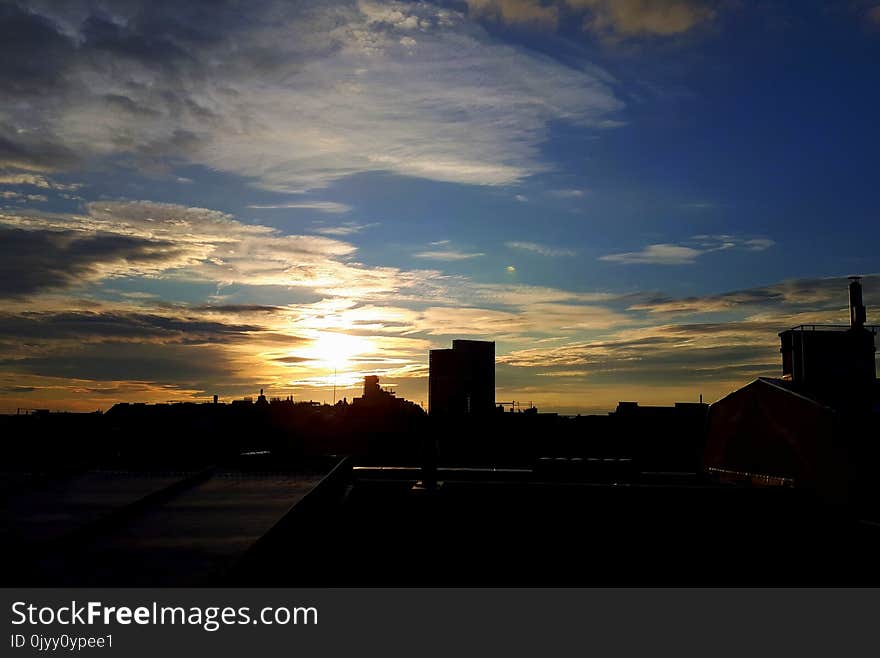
{"left": 302, "top": 332, "right": 373, "bottom": 373}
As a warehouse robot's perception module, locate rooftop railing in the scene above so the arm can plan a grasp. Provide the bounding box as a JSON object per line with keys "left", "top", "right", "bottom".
{"left": 785, "top": 324, "right": 879, "bottom": 333}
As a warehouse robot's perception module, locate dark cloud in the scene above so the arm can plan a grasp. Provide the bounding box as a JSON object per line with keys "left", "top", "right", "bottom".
{"left": 0, "top": 130, "right": 81, "bottom": 172}
{"left": 195, "top": 304, "right": 284, "bottom": 314}
{"left": 272, "top": 355, "right": 309, "bottom": 364}
{"left": 0, "top": 3, "right": 75, "bottom": 96}
{"left": 1, "top": 341, "right": 235, "bottom": 384}
{"left": 79, "top": 12, "right": 191, "bottom": 69}
{"left": 102, "top": 93, "right": 163, "bottom": 118}
{"left": 0, "top": 310, "right": 265, "bottom": 343}
{"left": 0, "top": 227, "right": 187, "bottom": 298}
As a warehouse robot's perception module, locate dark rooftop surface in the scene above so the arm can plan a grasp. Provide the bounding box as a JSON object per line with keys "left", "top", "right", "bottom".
{"left": 3, "top": 467, "right": 327, "bottom": 586}
{"left": 6, "top": 462, "right": 880, "bottom": 586}
{"left": 231, "top": 465, "right": 880, "bottom": 586}
{"left": 2, "top": 470, "right": 205, "bottom": 547}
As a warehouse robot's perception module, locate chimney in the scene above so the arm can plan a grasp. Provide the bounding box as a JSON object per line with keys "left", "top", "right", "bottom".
{"left": 849, "top": 276, "right": 867, "bottom": 329}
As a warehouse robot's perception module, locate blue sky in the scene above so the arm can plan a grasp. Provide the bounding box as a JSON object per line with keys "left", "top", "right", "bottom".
{"left": 1, "top": 0, "right": 878, "bottom": 413}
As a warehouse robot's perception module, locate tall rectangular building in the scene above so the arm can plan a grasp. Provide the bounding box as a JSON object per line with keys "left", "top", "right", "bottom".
{"left": 428, "top": 339, "right": 495, "bottom": 416}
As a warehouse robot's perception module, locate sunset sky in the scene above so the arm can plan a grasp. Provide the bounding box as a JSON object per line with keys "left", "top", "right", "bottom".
{"left": 1, "top": 0, "right": 879, "bottom": 414}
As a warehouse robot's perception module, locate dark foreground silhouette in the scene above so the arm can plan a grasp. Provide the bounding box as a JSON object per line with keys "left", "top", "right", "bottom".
{"left": 2, "top": 278, "right": 878, "bottom": 586}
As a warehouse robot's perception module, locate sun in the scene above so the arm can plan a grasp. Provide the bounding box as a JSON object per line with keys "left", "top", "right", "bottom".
{"left": 305, "top": 332, "right": 371, "bottom": 372}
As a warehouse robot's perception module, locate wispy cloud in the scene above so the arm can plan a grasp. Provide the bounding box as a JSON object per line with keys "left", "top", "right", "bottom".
{"left": 505, "top": 241, "right": 576, "bottom": 257}
{"left": 549, "top": 188, "right": 586, "bottom": 198}
{"left": 0, "top": 192, "right": 50, "bottom": 202}
{"left": 313, "top": 222, "right": 379, "bottom": 236}
{"left": 743, "top": 238, "right": 775, "bottom": 251}
{"left": 248, "top": 201, "right": 353, "bottom": 214}
{"left": 600, "top": 243, "right": 702, "bottom": 265}
{"left": 689, "top": 234, "right": 775, "bottom": 251}
{"left": 601, "top": 235, "right": 775, "bottom": 265}
{"left": 629, "top": 275, "right": 880, "bottom": 315}
{"left": 413, "top": 249, "right": 486, "bottom": 261}
{"left": 0, "top": 173, "right": 81, "bottom": 191}
{"left": 1, "top": 0, "right": 622, "bottom": 190}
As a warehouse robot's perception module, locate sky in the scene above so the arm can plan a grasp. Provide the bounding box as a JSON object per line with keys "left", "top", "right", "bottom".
{"left": 1, "top": 0, "right": 879, "bottom": 414}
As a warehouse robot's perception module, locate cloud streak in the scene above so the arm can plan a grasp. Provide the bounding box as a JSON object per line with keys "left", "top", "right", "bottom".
{"left": 248, "top": 201, "right": 353, "bottom": 214}
{"left": 600, "top": 235, "right": 774, "bottom": 265}
{"left": 413, "top": 249, "right": 486, "bottom": 261}
{"left": 505, "top": 241, "right": 576, "bottom": 257}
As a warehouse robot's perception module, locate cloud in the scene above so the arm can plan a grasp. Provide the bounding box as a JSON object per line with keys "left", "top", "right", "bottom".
{"left": 416, "top": 306, "right": 525, "bottom": 335}
{"left": 0, "top": 190, "right": 49, "bottom": 202}
{"left": 313, "top": 222, "right": 379, "bottom": 236}
{"left": 2, "top": 385, "right": 35, "bottom": 393}
{"left": 689, "top": 234, "right": 775, "bottom": 252}
{"left": 536, "top": 370, "right": 589, "bottom": 377}
{"left": 0, "top": 310, "right": 265, "bottom": 344}
{"left": 498, "top": 319, "right": 782, "bottom": 386}
{"left": 0, "top": 0, "right": 622, "bottom": 189}
{"left": 413, "top": 249, "right": 485, "bottom": 261}
{"left": 0, "top": 129, "right": 82, "bottom": 173}
{"left": 414, "top": 299, "right": 626, "bottom": 336}
{"left": 505, "top": 241, "right": 576, "bottom": 257}
{"left": 601, "top": 235, "right": 775, "bottom": 265}
{"left": 248, "top": 201, "right": 353, "bottom": 213}
{"left": 548, "top": 188, "right": 586, "bottom": 198}
{"left": 0, "top": 200, "right": 467, "bottom": 303}
{"left": 457, "top": 282, "right": 616, "bottom": 306}
{"left": 0, "top": 226, "right": 189, "bottom": 297}
{"left": 0, "top": 172, "right": 81, "bottom": 190}
{"left": 629, "top": 274, "right": 880, "bottom": 315}
{"left": 1, "top": 342, "right": 237, "bottom": 386}
{"left": 195, "top": 304, "right": 284, "bottom": 315}
{"left": 0, "top": 201, "right": 371, "bottom": 294}
{"left": 465, "top": 0, "right": 715, "bottom": 37}
{"left": 743, "top": 238, "right": 775, "bottom": 251}
{"left": 600, "top": 243, "right": 702, "bottom": 265}
{"left": 0, "top": 300, "right": 307, "bottom": 397}
{"left": 0, "top": 172, "right": 52, "bottom": 188}
{"left": 465, "top": 0, "right": 560, "bottom": 28}
{"left": 572, "top": 0, "right": 715, "bottom": 37}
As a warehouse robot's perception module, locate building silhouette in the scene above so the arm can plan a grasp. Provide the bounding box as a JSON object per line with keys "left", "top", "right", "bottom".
{"left": 779, "top": 277, "right": 876, "bottom": 394}
{"left": 351, "top": 375, "right": 421, "bottom": 413}
{"left": 429, "top": 339, "right": 495, "bottom": 416}
{"left": 705, "top": 276, "right": 879, "bottom": 503}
